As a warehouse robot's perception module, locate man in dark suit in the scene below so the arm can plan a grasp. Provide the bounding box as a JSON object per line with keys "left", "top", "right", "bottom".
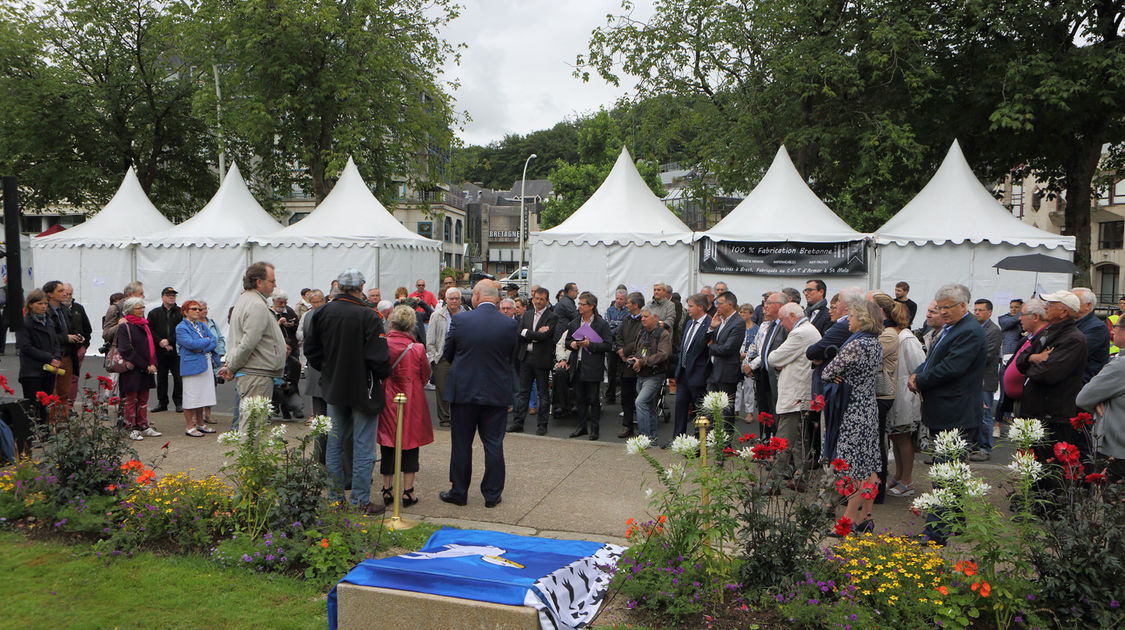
{"left": 552, "top": 282, "right": 579, "bottom": 417}
{"left": 752, "top": 292, "right": 789, "bottom": 437}
{"left": 705, "top": 291, "right": 747, "bottom": 438}
{"left": 440, "top": 282, "right": 518, "bottom": 508}
{"left": 970, "top": 299, "right": 1003, "bottom": 460}
{"left": 803, "top": 279, "right": 832, "bottom": 334}
{"left": 672, "top": 293, "right": 712, "bottom": 442}
{"left": 508, "top": 287, "right": 558, "bottom": 435}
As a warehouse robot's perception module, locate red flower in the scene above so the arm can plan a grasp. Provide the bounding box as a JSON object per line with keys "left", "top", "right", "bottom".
{"left": 84, "top": 372, "right": 92, "bottom": 379}
{"left": 859, "top": 481, "right": 878, "bottom": 500}
{"left": 835, "top": 477, "right": 856, "bottom": 497}
{"left": 1086, "top": 471, "right": 1108, "bottom": 485}
{"left": 1063, "top": 461, "right": 1086, "bottom": 481}
{"left": 833, "top": 517, "right": 853, "bottom": 537}
{"left": 320, "top": 538, "right": 329, "bottom": 548}
{"left": 757, "top": 411, "right": 774, "bottom": 427}
{"left": 831, "top": 458, "right": 849, "bottom": 473}
{"left": 35, "top": 391, "right": 62, "bottom": 407}
{"left": 955, "top": 560, "right": 977, "bottom": 576}
{"left": 768, "top": 436, "right": 788, "bottom": 452}
{"left": 737, "top": 433, "right": 753, "bottom": 444}
{"left": 750, "top": 444, "right": 771, "bottom": 460}
{"left": 1053, "top": 442, "right": 1081, "bottom": 465}
{"left": 108, "top": 397, "right": 121, "bottom": 405}
{"left": 136, "top": 469, "right": 155, "bottom": 485}
{"left": 120, "top": 459, "right": 144, "bottom": 472}
{"left": 723, "top": 446, "right": 739, "bottom": 457}
{"left": 96, "top": 375, "right": 114, "bottom": 390}
{"left": 0, "top": 374, "right": 13, "bottom": 395}
{"left": 1069, "top": 412, "right": 1093, "bottom": 431}
{"left": 809, "top": 394, "right": 826, "bottom": 411}
{"left": 161, "top": 441, "right": 170, "bottom": 450}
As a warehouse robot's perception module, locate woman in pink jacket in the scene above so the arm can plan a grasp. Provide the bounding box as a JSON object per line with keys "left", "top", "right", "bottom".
{"left": 377, "top": 305, "right": 434, "bottom": 508}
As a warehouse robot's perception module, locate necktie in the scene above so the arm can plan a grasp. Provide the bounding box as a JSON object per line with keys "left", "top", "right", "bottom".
{"left": 681, "top": 319, "right": 698, "bottom": 367}
{"left": 762, "top": 322, "right": 778, "bottom": 371}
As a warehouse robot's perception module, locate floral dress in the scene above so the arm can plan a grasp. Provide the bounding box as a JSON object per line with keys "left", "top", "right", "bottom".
{"left": 821, "top": 334, "right": 882, "bottom": 479}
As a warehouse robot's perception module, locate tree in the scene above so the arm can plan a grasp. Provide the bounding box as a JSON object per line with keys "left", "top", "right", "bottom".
{"left": 540, "top": 109, "right": 665, "bottom": 229}
{"left": 0, "top": 0, "right": 214, "bottom": 218}
{"left": 191, "top": 0, "right": 461, "bottom": 207}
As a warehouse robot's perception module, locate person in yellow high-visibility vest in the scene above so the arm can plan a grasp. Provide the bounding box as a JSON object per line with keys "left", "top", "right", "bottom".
{"left": 1110, "top": 297, "right": 1125, "bottom": 355}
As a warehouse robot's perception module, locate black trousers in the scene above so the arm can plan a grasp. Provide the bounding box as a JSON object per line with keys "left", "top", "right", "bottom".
{"left": 575, "top": 380, "right": 601, "bottom": 432}
{"left": 512, "top": 361, "right": 550, "bottom": 428}
{"left": 552, "top": 368, "right": 574, "bottom": 414}
{"left": 673, "top": 379, "right": 707, "bottom": 438}
{"left": 448, "top": 403, "right": 506, "bottom": 502}
{"left": 605, "top": 353, "right": 622, "bottom": 400}
{"left": 619, "top": 377, "right": 637, "bottom": 426}
{"left": 154, "top": 352, "right": 182, "bottom": 407}
{"left": 707, "top": 380, "right": 739, "bottom": 439}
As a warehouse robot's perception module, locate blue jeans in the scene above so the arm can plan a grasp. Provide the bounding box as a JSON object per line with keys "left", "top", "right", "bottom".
{"left": 979, "top": 390, "right": 994, "bottom": 452}
{"left": 326, "top": 403, "right": 379, "bottom": 506}
{"left": 635, "top": 375, "right": 664, "bottom": 441}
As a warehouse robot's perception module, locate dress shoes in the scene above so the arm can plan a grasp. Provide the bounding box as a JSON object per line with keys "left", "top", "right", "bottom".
{"left": 535, "top": 425, "right": 548, "bottom": 436}
{"left": 568, "top": 427, "right": 588, "bottom": 438}
{"left": 150, "top": 405, "right": 168, "bottom": 413}
{"left": 588, "top": 430, "right": 599, "bottom": 441}
{"left": 506, "top": 423, "right": 524, "bottom": 433}
{"left": 438, "top": 490, "right": 467, "bottom": 506}
{"left": 617, "top": 427, "right": 634, "bottom": 439}
{"left": 484, "top": 497, "right": 502, "bottom": 508}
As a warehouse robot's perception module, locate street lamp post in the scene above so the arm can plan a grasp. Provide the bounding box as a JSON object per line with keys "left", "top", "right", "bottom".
{"left": 518, "top": 153, "right": 537, "bottom": 281}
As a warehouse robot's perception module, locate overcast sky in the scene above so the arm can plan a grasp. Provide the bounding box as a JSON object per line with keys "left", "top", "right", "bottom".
{"left": 439, "top": 0, "right": 654, "bottom": 147}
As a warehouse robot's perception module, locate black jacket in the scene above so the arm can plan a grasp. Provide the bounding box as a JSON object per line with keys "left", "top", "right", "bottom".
{"left": 1014, "top": 318, "right": 1087, "bottom": 424}
{"left": 565, "top": 314, "right": 612, "bottom": 383}
{"left": 517, "top": 307, "right": 558, "bottom": 369}
{"left": 553, "top": 295, "right": 578, "bottom": 341}
{"left": 67, "top": 302, "right": 93, "bottom": 350}
{"left": 16, "top": 314, "right": 60, "bottom": 380}
{"left": 614, "top": 313, "right": 644, "bottom": 378}
{"left": 147, "top": 304, "right": 183, "bottom": 356}
{"left": 304, "top": 294, "right": 392, "bottom": 416}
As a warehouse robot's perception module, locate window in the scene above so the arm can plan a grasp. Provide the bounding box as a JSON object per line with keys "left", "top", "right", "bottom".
{"left": 1098, "top": 264, "right": 1119, "bottom": 303}
{"left": 1098, "top": 221, "right": 1123, "bottom": 250}
{"left": 455, "top": 220, "right": 463, "bottom": 244}
{"left": 443, "top": 217, "right": 453, "bottom": 243}
{"left": 416, "top": 221, "right": 432, "bottom": 239}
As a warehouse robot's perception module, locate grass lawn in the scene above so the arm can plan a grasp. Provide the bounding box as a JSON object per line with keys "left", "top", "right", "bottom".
{"left": 0, "top": 531, "right": 328, "bottom": 630}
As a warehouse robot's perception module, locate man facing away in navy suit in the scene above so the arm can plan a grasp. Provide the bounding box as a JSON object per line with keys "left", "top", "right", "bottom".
{"left": 671, "top": 293, "right": 712, "bottom": 444}
{"left": 705, "top": 290, "right": 747, "bottom": 438}
{"left": 439, "top": 282, "right": 518, "bottom": 508}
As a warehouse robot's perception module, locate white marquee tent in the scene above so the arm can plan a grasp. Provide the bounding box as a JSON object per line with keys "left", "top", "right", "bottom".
{"left": 135, "top": 163, "right": 282, "bottom": 328}
{"left": 873, "top": 140, "right": 1076, "bottom": 310}
{"left": 697, "top": 146, "right": 869, "bottom": 303}
{"left": 250, "top": 157, "right": 440, "bottom": 295}
{"left": 32, "top": 167, "right": 172, "bottom": 317}
{"left": 529, "top": 147, "right": 694, "bottom": 301}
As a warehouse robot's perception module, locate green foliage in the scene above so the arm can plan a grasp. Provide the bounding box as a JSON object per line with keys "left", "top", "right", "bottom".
{"left": 301, "top": 530, "right": 353, "bottom": 581}
{"left": 101, "top": 472, "right": 235, "bottom": 552}
{"left": 211, "top": 530, "right": 305, "bottom": 574}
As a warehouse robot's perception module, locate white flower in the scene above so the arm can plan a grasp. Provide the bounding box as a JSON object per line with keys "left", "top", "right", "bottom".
{"left": 239, "top": 395, "right": 273, "bottom": 421}
{"left": 217, "top": 431, "right": 243, "bottom": 446}
{"left": 625, "top": 434, "right": 653, "bottom": 455}
{"left": 912, "top": 487, "right": 956, "bottom": 512}
{"left": 644, "top": 488, "right": 654, "bottom": 499}
{"left": 1008, "top": 417, "right": 1046, "bottom": 447}
{"left": 308, "top": 415, "right": 332, "bottom": 436}
{"left": 928, "top": 461, "right": 973, "bottom": 486}
{"left": 663, "top": 463, "right": 686, "bottom": 483}
{"left": 931, "top": 430, "right": 968, "bottom": 457}
{"left": 1006, "top": 450, "right": 1044, "bottom": 482}
{"left": 701, "top": 391, "right": 731, "bottom": 416}
{"left": 670, "top": 434, "right": 701, "bottom": 458}
{"left": 738, "top": 446, "right": 754, "bottom": 459}
{"left": 706, "top": 430, "right": 717, "bottom": 448}
{"left": 269, "top": 425, "right": 287, "bottom": 442}
{"left": 964, "top": 477, "right": 992, "bottom": 498}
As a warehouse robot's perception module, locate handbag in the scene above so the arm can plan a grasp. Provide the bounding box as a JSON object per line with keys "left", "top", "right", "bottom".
{"left": 104, "top": 325, "right": 134, "bottom": 374}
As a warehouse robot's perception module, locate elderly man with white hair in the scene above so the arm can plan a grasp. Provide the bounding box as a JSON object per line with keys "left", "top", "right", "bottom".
{"left": 765, "top": 302, "right": 822, "bottom": 476}
{"left": 426, "top": 287, "right": 463, "bottom": 428}
{"left": 1071, "top": 287, "right": 1109, "bottom": 382}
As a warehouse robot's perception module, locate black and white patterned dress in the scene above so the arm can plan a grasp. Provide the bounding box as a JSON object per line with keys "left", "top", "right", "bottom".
{"left": 821, "top": 334, "right": 882, "bottom": 479}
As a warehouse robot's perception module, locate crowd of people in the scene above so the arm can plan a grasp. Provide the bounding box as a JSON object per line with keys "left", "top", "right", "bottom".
{"left": 11, "top": 262, "right": 1123, "bottom": 533}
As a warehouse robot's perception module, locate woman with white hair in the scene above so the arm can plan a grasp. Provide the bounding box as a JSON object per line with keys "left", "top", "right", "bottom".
{"left": 116, "top": 296, "right": 160, "bottom": 440}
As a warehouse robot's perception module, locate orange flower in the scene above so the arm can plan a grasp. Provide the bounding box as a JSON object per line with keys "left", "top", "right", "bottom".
{"left": 971, "top": 582, "right": 979, "bottom": 592}
{"left": 955, "top": 560, "right": 977, "bottom": 576}
{"left": 979, "top": 581, "right": 991, "bottom": 597}
{"left": 658, "top": 515, "right": 667, "bottom": 524}
{"left": 321, "top": 538, "right": 329, "bottom": 548}
{"left": 626, "top": 517, "right": 634, "bottom": 526}
{"left": 136, "top": 469, "right": 156, "bottom": 485}
{"left": 937, "top": 585, "right": 949, "bottom": 596}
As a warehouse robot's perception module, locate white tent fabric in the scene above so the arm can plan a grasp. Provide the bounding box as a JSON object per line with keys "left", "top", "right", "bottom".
{"left": 32, "top": 167, "right": 173, "bottom": 319}
{"left": 135, "top": 163, "right": 283, "bottom": 330}
{"left": 698, "top": 146, "right": 869, "bottom": 302}
{"left": 873, "top": 141, "right": 1076, "bottom": 309}
{"left": 530, "top": 147, "right": 694, "bottom": 300}
{"left": 250, "top": 157, "right": 440, "bottom": 294}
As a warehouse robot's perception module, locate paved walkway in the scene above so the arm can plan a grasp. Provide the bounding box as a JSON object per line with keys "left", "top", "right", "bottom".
{"left": 2, "top": 354, "right": 1016, "bottom": 546}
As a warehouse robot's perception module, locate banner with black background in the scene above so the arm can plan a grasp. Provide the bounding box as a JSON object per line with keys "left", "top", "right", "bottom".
{"left": 699, "top": 239, "right": 868, "bottom": 276}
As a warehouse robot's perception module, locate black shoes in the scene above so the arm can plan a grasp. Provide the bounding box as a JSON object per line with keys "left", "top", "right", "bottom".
{"left": 589, "top": 430, "right": 599, "bottom": 441}
{"left": 568, "top": 427, "right": 588, "bottom": 438}
{"left": 439, "top": 490, "right": 467, "bottom": 506}
{"left": 506, "top": 423, "right": 524, "bottom": 433}
{"left": 175, "top": 406, "right": 183, "bottom": 413}
{"left": 485, "top": 497, "right": 502, "bottom": 508}
{"left": 150, "top": 405, "right": 168, "bottom": 413}
{"left": 535, "top": 425, "right": 548, "bottom": 436}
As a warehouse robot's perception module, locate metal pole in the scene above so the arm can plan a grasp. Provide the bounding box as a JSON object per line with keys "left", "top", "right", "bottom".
{"left": 213, "top": 64, "right": 226, "bottom": 183}
{"left": 517, "top": 153, "right": 537, "bottom": 280}
{"left": 386, "top": 392, "right": 416, "bottom": 530}
{"left": 695, "top": 415, "right": 710, "bottom": 549}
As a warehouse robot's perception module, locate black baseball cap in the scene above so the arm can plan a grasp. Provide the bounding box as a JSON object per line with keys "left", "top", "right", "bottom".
{"left": 161, "top": 287, "right": 178, "bottom": 296}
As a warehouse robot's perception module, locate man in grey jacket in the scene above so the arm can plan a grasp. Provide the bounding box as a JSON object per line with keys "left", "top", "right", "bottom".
{"left": 218, "top": 262, "right": 286, "bottom": 421}
{"left": 426, "top": 287, "right": 463, "bottom": 428}
{"left": 971, "top": 299, "right": 1003, "bottom": 460}
{"left": 1076, "top": 317, "right": 1125, "bottom": 482}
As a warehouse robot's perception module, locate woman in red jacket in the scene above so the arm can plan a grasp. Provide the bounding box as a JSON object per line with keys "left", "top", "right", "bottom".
{"left": 377, "top": 305, "right": 434, "bottom": 508}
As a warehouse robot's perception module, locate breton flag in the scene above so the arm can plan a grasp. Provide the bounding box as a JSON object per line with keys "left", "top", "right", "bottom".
{"left": 328, "top": 529, "right": 626, "bottom": 630}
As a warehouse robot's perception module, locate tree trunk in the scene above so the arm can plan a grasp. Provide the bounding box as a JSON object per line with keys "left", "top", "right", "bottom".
{"left": 1063, "top": 139, "right": 1104, "bottom": 289}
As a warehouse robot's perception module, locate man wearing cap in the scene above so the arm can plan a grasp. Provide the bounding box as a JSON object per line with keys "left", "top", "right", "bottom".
{"left": 303, "top": 268, "right": 392, "bottom": 514}
{"left": 148, "top": 287, "right": 184, "bottom": 413}
{"left": 1014, "top": 289, "right": 1088, "bottom": 452}
{"left": 219, "top": 263, "right": 287, "bottom": 418}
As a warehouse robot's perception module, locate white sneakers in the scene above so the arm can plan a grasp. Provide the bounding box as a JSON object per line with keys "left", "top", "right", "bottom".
{"left": 129, "top": 430, "right": 144, "bottom": 441}
{"left": 129, "top": 427, "right": 163, "bottom": 440}
{"left": 143, "top": 427, "right": 163, "bottom": 437}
